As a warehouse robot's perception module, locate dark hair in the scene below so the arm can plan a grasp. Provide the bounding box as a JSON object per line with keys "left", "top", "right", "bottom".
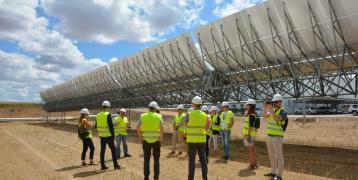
{"left": 78, "top": 114, "right": 86, "bottom": 124}
{"left": 149, "top": 107, "right": 156, "bottom": 111}
{"left": 246, "top": 104, "right": 256, "bottom": 115}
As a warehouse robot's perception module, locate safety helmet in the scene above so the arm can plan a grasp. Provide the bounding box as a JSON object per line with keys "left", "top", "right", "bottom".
{"left": 177, "top": 105, "right": 184, "bottom": 110}
{"left": 119, "top": 108, "right": 126, "bottom": 113}
{"left": 210, "top": 106, "right": 218, "bottom": 112}
{"left": 192, "top": 96, "right": 203, "bottom": 105}
{"left": 102, "top": 101, "right": 111, "bottom": 107}
{"left": 245, "top": 99, "right": 256, "bottom": 105}
{"left": 149, "top": 101, "right": 158, "bottom": 108}
{"left": 80, "top": 108, "right": 90, "bottom": 115}
{"left": 201, "top": 105, "right": 209, "bottom": 112}
{"left": 272, "top": 94, "right": 283, "bottom": 102}
{"left": 155, "top": 105, "right": 161, "bottom": 110}
{"left": 221, "top": 101, "right": 229, "bottom": 107}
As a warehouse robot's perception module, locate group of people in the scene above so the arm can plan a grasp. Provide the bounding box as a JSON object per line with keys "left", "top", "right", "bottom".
{"left": 78, "top": 101, "right": 130, "bottom": 170}
{"left": 77, "top": 94, "right": 287, "bottom": 180}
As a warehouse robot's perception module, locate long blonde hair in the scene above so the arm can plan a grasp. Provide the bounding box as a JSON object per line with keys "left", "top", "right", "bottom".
{"left": 78, "top": 114, "right": 86, "bottom": 125}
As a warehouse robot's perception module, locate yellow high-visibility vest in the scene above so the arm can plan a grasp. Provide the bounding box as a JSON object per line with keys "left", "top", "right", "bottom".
{"left": 96, "top": 111, "right": 111, "bottom": 137}
{"left": 175, "top": 113, "right": 186, "bottom": 132}
{"left": 267, "top": 107, "right": 285, "bottom": 137}
{"left": 242, "top": 113, "right": 257, "bottom": 137}
{"left": 186, "top": 110, "right": 207, "bottom": 143}
{"left": 211, "top": 115, "right": 220, "bottom": 131}
{"left": 140, "top": 112, "right": 161, "bottom": 143}
{"left": 220, "top": 110, "right": 234, "bottom": 131}
{"left": 114, "top": 116, "right": 128, "bottom": 136}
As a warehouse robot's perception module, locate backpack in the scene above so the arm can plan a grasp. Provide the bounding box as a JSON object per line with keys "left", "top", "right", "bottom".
{"left": 278, "top": 109, "right": 288, "bottom": 132}
{"left": 254, "top": 115, "right": 260, "bottom": 129}
{"left": 281, "top": 118, "right": 288, "bottom": 132}
{"left": 78, "top": 124, "right": 89, "bottom": 140}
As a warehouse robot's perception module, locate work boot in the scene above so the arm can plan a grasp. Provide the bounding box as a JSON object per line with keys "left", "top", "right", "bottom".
{"left": 124, "top": 154, "right": 132, "bottom": 158}
{"left": 264, "top": 173, "right": 276, "bottom": 177}
{"left": 89, "top": 160, "right": 95, "bottom": 165}
{"left": 273, "top": 176, "right": 282, "bottom": 180}
{"left": 168, "top": 151, "right": 175, "bottom": 155}
{"left": 248, "top": 164, "right": 258, "bottom": 171}
{"left": 81, "top": 162, "right": 87, "bottom": 166}
{"left": 101, "top": 166, "right": 108, "bottom": 170}
{"left": 178, "top": 152, "right": 182, "bottom": 155}
{"left": 114, "top": 165, "right": 121, "bottom": 170}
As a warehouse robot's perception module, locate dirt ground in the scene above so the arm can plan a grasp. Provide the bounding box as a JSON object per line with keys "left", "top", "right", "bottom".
{"left": 0, "top": 102, "right": 78, "bottom": 118}
{"left": 1, "top": 122, "right": 357, "bottom": 180}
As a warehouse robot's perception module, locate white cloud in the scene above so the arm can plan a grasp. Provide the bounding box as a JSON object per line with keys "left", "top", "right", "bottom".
{"left": 0, "top": 0, "right": 106, "bottom": 102}
{"left": 213, "top": 0, "right": 265, "bottom": 18}
{"left": 0, "top": 0, "right": 207, "bottom": 102}
{"left": 41, "top": 0, "right": 206, "bottom": 44}
{"left": 0, "top": 50, "right": 60, "bottom": 101}
{"left": 215, "top": 0, "right": 224, "bottom": 5}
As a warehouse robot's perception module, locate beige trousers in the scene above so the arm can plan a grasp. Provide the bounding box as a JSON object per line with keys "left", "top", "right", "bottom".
{"left": 266, "top": 136, "right": 284, "bottom": 177}
{"left": 172, "top": 130, "right": 184, "bottom": 152}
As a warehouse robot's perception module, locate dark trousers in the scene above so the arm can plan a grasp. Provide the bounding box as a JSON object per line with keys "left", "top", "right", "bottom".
{"left": 100, "top": 137, "right": 119, "bottom": 168}
{"left": 143, "top": 141, "right": 161, "bottom": 180}
{"left": 205, "top": 135, "right": 210, "bottom": 161}
{"left": 81, "top": 138, "right": 95, "bottom": 160}
{"left": 188, "top": 143, "right": 208, "bottom": 180}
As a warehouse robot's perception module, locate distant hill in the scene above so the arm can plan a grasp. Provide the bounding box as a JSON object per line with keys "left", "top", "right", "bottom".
{"left": 0, "top": 102, "right": 43, "bottom": 107}
{"left": 0, "top": 102, "right": 44, "bottom": 118}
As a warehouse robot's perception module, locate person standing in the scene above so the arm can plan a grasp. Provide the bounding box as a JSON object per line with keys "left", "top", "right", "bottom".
{"left": 114, "top": 108, "right": 132, "bottom": 159}
{"left": 95, "top": 101, "right": 121, "bottom": 170}
{"left": 169, "top": 105, "right": 186, "bottom": 155}
{"left": 242, "top": 99, "right": 258, "bottom": 170}
{"left": 201, "top": 105, "right": 211, "bottom": 163}
{"left": 209, "top": 106, "right": 220, "bottom": 155}
{"left": 178, "top": 96, "right": 210, "bottom": 180}
{"left": 263, "top": 94, "right": 288, "bottom": 180}
{"left": 220, "top": 101, "right": 235, "bottom": 160}
{"left": 78, "top": 108, "right": 95, "bottom": 166}
{"left": 136, "top": 101, "right": 164, "bottom": 180}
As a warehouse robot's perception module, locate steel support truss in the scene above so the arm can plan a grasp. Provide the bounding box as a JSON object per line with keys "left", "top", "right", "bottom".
{"left": 41, "top": 0, "right": 358, "bottom": 112}
{"left": 197, "top": 0, "right": 358, "bottom": 103}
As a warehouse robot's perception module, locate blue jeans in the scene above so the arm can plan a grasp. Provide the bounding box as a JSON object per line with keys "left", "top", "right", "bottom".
{"left": 115, "top": 135, "right": 128, "bottom": 159}
{"left": 220, "top": 130, "right": 231, "bottom": 157}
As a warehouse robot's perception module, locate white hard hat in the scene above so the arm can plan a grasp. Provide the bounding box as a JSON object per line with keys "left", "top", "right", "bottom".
{"left": 119, "top": 108, "right": 126, "bottom": 113}
{"left": 177, "top": 105, "right": 184, "bottom": 110}
{"left": 155, "top": 105, "right": 161, "bottom": 110}
{"left": 201, "top": 106, "right": 209, "bottom": 112}
{"left": 80, "top": 108, "right": 90, "bottom": 115}
{"left": 272, "top": 94, "right": 283, "bottom": 102}
{"left": 246, "top": 99, "right": 256, "bottom": 105}
{"left": 102, "top": 101, "right": 111, "bottom": 107}
{"left": 210, "top": 106, "right": 217, "bottom": 111}
{"left": 221, "top": 101, "right": 229, "bottom": 107}
{"left": 149, "top": 101, "right": 158, "bottom": 108}
{"left": 192, "top": 96, "right": 203, "bottom": 105}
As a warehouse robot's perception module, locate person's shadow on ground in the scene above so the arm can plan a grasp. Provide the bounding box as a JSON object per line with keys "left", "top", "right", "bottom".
{"left": 56, "top": 165, "right": 84, "bottom": 172}
{"left": 72, "top": 170, "right": 107, "bottom": 178}
{"left": 238, "top": 168, "right": 256, "bottom": 177}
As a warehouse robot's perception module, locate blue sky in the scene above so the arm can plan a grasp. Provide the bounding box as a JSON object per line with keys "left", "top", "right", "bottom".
{"left": 0, "top": 0, "right": 265, "bottom": 102}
